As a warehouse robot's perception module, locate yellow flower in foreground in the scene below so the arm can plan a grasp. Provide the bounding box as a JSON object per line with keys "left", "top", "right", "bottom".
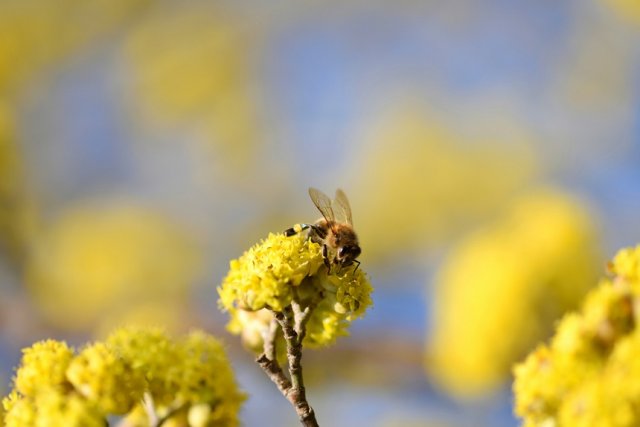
{"left": 119, "top": 328, "right": 245, "bottom": 427}
{"left": 219, "top": 232, "right": 373, "bottom": 349}
{"left": 219, "top": 233, "right": 324, "bottom": 312}
{"left": 3, "top": 389, "right": 103, "bottom": 427}
{"left": 429, "top": 190, "right": 600, "bottom": 397}
{"left": 2, "top": 327, "right": 244, "bottom": 426}
{"left": 514, "top": 245, "right": 640, "bottom": 426}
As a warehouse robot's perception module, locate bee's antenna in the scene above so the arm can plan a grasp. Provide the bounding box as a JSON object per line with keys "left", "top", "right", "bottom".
{"left": 353, "top": 260, "right": 361, "bottom": 275}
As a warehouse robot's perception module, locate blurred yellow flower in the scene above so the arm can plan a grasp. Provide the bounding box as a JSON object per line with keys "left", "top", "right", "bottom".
{"left": 115, "top": 327, "right": 245, "bottom": 427}
{"left": 14, "top": 340, "right": 74, "bottom": 397}
{"left": 602, "top": 0, "right": 640, "bottom": 24}
{"left": 428, "top": 190, "right": 600, "bottom": 397}
{"left": 171, "top": 331, "right": 245, "bottom": 425}
{"left": 219, "top": 231, "right": 373, "bottom": 349}
{"left": 0, "top": 103, "right": 36, "bottom": 262}
{"left": 353, "top": 106, "right": 537, "bottom": 261}
{"left": 25, "top": 201, "right": 201, "bottom": 332}
{"left": 122, "top": 3, "right": 258, "bottom": 166}
{"left": 514, "top": 245, "right": 640, "bottom": 426}
{"left": 0, "top": 0, "right": 152, "bottom": 94}
{"left": 66, "top": 342, "right": 144, "bottom": 415}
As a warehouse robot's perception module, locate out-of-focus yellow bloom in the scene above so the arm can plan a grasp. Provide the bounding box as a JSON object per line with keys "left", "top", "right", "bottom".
{"left": 25, "top": 201, "right": 201, "bottom": 332}
{"left": 514, "top": 245, "right": 640, "bottom": 426}
{"left": 171, "top": 331, "right": 245, "bottom": 426}
{"left": 66, "top": 342, "right": 144, "bottom": 415}
{"left": 0, "top": 103, "right": 36, "bottom": 262}
{"left": 353, "top": 107, "right": 537, "bottom": 261}
{"left": 0, "top": 0, "right": 152, "bottom": 94}
{"left": 219, "top": 232, "right": 373, "bottom": 349}
{"left": 602, "top": 0, "right": 640, "bottom": 24}
{"left": 122, "top": 3, "right": 257, "bottom": 165}
{"left": 2, "top": 392, "right": 35, "bottom": 427}
{"left": 428, "top": 190, "right": 600, "bottom": 397}
{"left": 115, "top": 327, "right": 245, "bottom": 427}
{"left": 14, "top": 340, "right": 74, "bottom": 397}
{"left": 106, "top": 326, "right": 176, "bottom": 405}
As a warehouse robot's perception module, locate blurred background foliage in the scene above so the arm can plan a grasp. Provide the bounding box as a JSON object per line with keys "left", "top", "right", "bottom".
{"left": 0, "top": 1, "right": 639, "bottom": 426}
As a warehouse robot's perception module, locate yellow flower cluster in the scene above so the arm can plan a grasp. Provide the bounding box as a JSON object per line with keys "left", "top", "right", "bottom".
{"left": 514, "top": 245, "right": 640, "bottom": 426}
{"left": 219, "top": 232, "right": 373, "bottom": 349}
{"left": 2, "top": 327, "right": 244, "bottom": 427}
{"left": 428, "top": 190, "right": 600, "bottom": 397}
{"left": 3, "top": 390, "right": 105, "bottom": 427}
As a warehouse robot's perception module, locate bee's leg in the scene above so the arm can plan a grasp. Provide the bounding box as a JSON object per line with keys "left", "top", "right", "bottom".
{"left": 322, "top": 245, "right": 331, "bottom": 272}
{"left": 284, "top": 223, "right": 311, "bottom": 236}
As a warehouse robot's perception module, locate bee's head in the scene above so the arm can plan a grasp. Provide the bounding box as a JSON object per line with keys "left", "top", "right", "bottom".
{"left": 338, "top": 244, "right": 361, "bottom": 265}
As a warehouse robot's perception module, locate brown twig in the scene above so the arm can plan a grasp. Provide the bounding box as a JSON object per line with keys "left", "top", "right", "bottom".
{"left": 255, "top": 303, "right": 319, "bottom": 427}
{"left": 256, "top": 318, "right": 291, "bottom": 395}
{"left": 275, "top": 307, "right": 318, "bottom": 427}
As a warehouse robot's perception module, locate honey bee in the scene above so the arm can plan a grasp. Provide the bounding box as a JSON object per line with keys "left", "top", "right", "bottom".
{"left": 285, "top": 188, "right": 361, "bottom": 271}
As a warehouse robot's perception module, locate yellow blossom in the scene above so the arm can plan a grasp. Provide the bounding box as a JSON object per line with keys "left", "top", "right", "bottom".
{"left": 429, "top": 190, "right": 600, "bottom": 397}
{"left": 66, "top": 342, "right": 144, "bottom": 415}
{"left": 513, "top": 244, "right": 640, "bottom": 426}
{"left": 2, "top": 327, "right": 244, "bottom": 425}
{"left": 14, "top": 340, "right": 74, "bottom": 396}
{"left": 304, "top": 268, "right": 373, "bottom": 348}
{"left": 219, "top": 233, "right": 324, "bottom": 312}
{"left": 219, "top": 231, "right": 373, "bottom": 349}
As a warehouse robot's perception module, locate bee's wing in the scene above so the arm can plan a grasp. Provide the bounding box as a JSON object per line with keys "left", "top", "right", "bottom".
{"left": 333, "top": 188, "right": 353, "bottom": 225}
{"left": 308, "top": 187, "right": 336, "bottom": 223}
